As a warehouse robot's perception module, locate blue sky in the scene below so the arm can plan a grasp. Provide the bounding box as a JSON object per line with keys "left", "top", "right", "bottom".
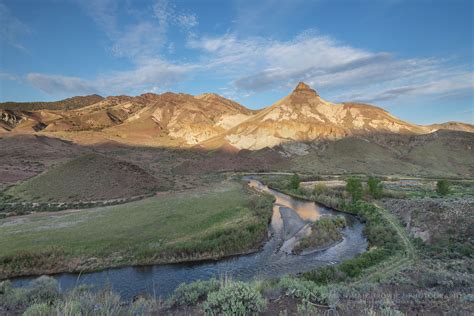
{"left": 0, "top": 0, "right": 473, "bottom": 124}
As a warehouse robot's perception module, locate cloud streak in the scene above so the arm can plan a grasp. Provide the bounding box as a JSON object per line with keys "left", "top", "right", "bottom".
{"left": 187, "top": 31, "right": 473, "bottom": 104}
{"left": 27, "top": 73, "right": 98, "bottom": 95}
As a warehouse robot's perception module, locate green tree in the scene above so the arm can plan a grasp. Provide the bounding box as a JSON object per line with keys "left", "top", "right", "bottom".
{"left": 367, "top": 177, "right": 383, "bottom": 199}
{"left": 436, "top": 180, "right": 450, "bottom": 196}
{"left": 346, "top": 178, "right": 363, "bottom": 201}
{"left": 289, "top": 173, "right": 300, "bottom": 190}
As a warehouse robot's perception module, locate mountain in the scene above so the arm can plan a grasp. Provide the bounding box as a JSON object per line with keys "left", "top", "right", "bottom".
{"left": 100, "top": 92, "right": 255, "bottom": 145}
{"left": 200, "top": 82, "right": 431, "bottom": 150}
{"left": 1, "top": 92, "right": 255, "bottom": 146}
{"left": 1, "top": 83, "right": 472, "bottom": 148}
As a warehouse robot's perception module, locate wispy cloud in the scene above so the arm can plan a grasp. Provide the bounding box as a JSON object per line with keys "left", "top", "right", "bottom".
{"left": 23, "top": 1, "right": 472, "bottom": 107}
{"left": 187, "top": 31, "right": 473, "bottom": 104}
{"left": 333, "top": 70, "right": 474, "bottom": 103}
{"left": 26, "top": 73, "right": 98, "bottom": 95}
{"left": 26, "top": 58, "right": 194, "bottom": 96}
{"left": 25, "top": 0, "right": 198, "bottom": 96}
{"left": 0, "top": 1, "right": 31, "bottom": 52}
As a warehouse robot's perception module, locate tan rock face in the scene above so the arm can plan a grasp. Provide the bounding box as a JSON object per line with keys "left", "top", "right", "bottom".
{"left": 2, "top": 92, "right": 254, "bottom": 146}
{"left": 201, "top": 82, "right": 434, "bottom": 150}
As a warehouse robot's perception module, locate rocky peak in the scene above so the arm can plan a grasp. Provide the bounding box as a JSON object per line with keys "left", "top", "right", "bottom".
{"left": 292, "top": 82, "right": 319, "bottom": 96}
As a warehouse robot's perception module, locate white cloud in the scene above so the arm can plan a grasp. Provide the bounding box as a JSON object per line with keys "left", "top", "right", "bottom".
{"left": 26, "top": 58, "right": 194, "bottom": 96}
{"left": 0, "top": 72, "right": 20, "bottom": 81}
{"left": 187, "top": 31, "right": 473, "bottom": 103}
{"left": 176, "top": 13, "right": 198, "bottom": 29}
{"left": 78, "top": 0, "right": 197, "bottom": 60}
{"left": 111, "top": 21, "right": 166, "bottom": 58}
{"left": 337, "top": 72, "right": 474, "bottom": 103}
{"left": 26, "top": 73, "right": 98, "bottom": 95}
{"left": 96, "top": 58, "right": 194, "bottom": 94}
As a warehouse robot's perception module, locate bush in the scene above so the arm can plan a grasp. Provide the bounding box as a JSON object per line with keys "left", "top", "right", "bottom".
{"left": 278, "top": 276, "right": 329, "bottom": 304}
{"left": 202, "top": 281, "right": 266, "bottom": 315}
{"left": 367, "top": 177, "right": 383, "bottom": 199}
{"left": 289, "top": 174, "right": 300, "bottom": 191}
{"left": 27, "top": 276, "right": 60, "bottom": 304}
{"left": 54, "top": 299, "right": 83, "bottom": 315}
{"left": 436, "top": 180, "right": 450, "bottom": 196}
{"left": 0, "top": 276, "right": 59, "bottom": 310}
{"left": 169, "top": 279, "right": 220, "bottom": 306}
{"left": 128, "top": 297, "right": 156, "bottom": 315}
{"left": 346, "top": 178, "right": 363, "bottom": 201}
{"left": 23, "top": 303, "right": 52, "bottom": 316}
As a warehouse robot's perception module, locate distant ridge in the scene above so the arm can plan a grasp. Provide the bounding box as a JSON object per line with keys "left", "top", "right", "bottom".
{"left": 0, "top": 94, "right": 104, "bottom": 111}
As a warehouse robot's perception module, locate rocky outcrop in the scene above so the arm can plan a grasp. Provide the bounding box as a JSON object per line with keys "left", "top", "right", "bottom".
{"left": 0, "top": 110, "right": 24, "bottom": 131}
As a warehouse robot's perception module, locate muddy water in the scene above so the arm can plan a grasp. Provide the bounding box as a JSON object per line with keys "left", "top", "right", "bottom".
{"left": 12, "top": 179, "right": 367, "bottom": 300}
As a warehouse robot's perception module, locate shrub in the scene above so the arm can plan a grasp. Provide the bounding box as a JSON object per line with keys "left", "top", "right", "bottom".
{"left": 27, "top": 276, "right": 60, "bottom": 304}
{"left": 169, "top": 279, "right": 220, "bottom": 306}
{"left": 436, "top": 180, "right": 450, "bottom": 196}
{"left": 289, "top": 174, "right": 300, "bottom": 191}
{"left": 278, "top": 276, "right": 329, "bottom": 304}
{"left": 23, "top": 303, "right": 52, "bottom": 316}
{"left": 0, "top": 280, "right": 28, "bottom": 310}
{"left": 296, "top": 302, "right": 320, "bottom": 316}
{"left": 346, "top": 178, "right": 363, "bottom": 201}
{"left": 367, "top": 177, "right": 383, "bottom": 199}
{"left": 128, "top": 297, "right": 156, "bottom": 315}
{"left": 54, "top": 299, "right": 83, "bottom": 315}
{"left": 202, "top": 281, "right": 266, "bottom": 315}
{"left": 0, "top": 276, "right": 59, "bottom": 310}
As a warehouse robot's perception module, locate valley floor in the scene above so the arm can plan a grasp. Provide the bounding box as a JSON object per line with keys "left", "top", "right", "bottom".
{"left": 0, "top": 180, "right": 273, "bottom": 280}
{"left": 2, "top": 181, "right": 472, "bottom": 315}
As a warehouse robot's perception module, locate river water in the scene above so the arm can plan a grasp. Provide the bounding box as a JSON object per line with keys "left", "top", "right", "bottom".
{"left": 12, "top": 179, "right": 367, "bottom": 300}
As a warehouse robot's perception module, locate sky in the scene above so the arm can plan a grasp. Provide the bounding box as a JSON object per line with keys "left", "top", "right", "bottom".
{"left": 0, "top": 0, "right": 473, "bottom": 124}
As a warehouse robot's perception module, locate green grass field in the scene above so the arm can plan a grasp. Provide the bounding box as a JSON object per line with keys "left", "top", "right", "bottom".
{"left": 0, "top": 181, "right": 273, "bottom": 279}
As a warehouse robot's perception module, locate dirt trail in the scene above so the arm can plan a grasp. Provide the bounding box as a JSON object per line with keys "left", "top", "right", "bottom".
{"left": 354, "top": 203, "right": 416, "bottom": 284}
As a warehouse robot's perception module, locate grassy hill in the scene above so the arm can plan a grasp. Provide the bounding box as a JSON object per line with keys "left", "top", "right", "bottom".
{"left": 285, "top": 131, "right": 474, "bottom": 178}
{"left": 6, "top": 154, "right": 167, "bottom": 202}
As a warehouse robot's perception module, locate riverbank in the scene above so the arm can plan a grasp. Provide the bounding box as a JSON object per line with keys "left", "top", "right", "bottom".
{"left": 0, "top": 181, "right": 274, "bottom": 280}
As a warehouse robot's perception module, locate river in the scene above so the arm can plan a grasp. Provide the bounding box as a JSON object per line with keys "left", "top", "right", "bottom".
{"left": 12, "top": 178, "right": 367, "bottom": 300}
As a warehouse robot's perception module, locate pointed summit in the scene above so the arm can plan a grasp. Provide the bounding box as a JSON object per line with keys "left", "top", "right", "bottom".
{"left": 292, "top": 82, "right": 319, "bottom": 96}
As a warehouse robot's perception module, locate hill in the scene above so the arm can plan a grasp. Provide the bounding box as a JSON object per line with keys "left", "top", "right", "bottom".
{"left": 6, "top": 154, "right": 166, "bottom": 202}
{"left": 0, "top": 95, "right": 104, "bottom": 111}
{"left": 285, "top": 130, "right": 474, "bottom": 177}
{"left": 176, "top": 130, "right": 474, "bottom": 178}
{"left": 427, "top": 121, "right": 474, "bottom": 133}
